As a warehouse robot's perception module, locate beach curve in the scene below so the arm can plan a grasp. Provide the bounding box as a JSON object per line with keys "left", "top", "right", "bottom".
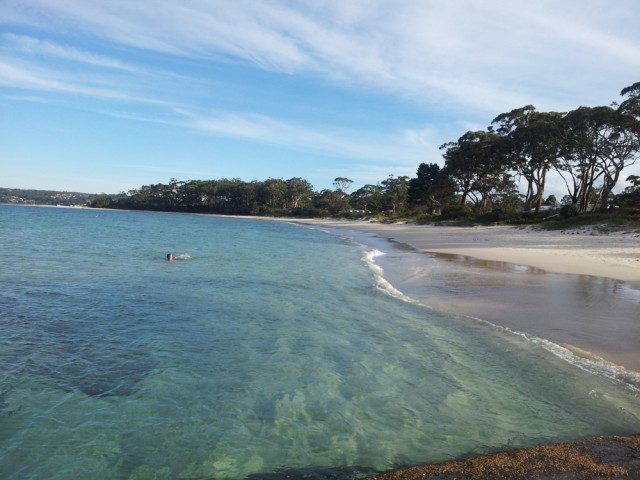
{"left": 287, "top": 220, "right": 640, "bottom": 480}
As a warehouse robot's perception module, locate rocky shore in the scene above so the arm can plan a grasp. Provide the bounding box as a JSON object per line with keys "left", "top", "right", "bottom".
{"left": 366, "top": 435, "right": 640, "bottom": 479}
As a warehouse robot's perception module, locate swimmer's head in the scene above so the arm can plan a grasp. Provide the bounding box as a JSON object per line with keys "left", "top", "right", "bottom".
{"left": 166, "top": 253, "right": 174, "bottom": 261}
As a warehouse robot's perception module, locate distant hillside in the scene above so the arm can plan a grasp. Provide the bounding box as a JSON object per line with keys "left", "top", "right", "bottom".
{"left": 0, "top": 188, "right": 97, "bottom": 206}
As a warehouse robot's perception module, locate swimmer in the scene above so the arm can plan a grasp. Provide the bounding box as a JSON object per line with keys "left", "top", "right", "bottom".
{"left": 166, "top": 253, "right": 175, "bottom": 261}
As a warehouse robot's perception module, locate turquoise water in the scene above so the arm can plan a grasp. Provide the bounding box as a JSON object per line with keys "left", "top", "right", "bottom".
{"left": 0, "top": 205, "right": 639, "bottom": 479}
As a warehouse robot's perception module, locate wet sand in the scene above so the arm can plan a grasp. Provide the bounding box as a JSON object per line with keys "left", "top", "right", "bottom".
{"left": 289, "top": 220, "right": 640, "bottom": 373}
{"left": 288, "top": 220, "right": 640, "bottom": 479}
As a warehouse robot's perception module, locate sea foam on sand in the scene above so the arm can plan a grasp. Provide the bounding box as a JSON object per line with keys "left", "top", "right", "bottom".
{"left": 287, "top": 220, "right": 640, "bottom": 374}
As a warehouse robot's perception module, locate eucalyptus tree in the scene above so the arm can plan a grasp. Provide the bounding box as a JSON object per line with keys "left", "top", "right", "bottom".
{"left": 381, "top": 175, "right": 410, "bottom": 215}
{"left": 440, "top": 132, "right": 481, "bottom": 206}
{"left": 285, "top": 177, "right": 314, "bottom": 210}
{"left": 350, "top": 184, "right": 384, "bottom": 214}
{"left": 616, "top": 174, "right": 640, "bottom": 208}
{"left": 314, "top": 189, "right": 350, "bottom": 215}
{"left": 598, "top": 110, "right": 640, "bottom": 211}
{"left": 165, "top": 178, "right": 184, "bottom": 210}
{"left": 492, "top": 106, "right": 563, "bottom": 213}
{"left": 200, "top": 180, "right": 225, "bottom": 211}
{"left": 257, "top": 178, "right": 288, "bottom": 210}
{"left": 440, "top": 130, "right": 513, "bottom": 212}
{"left": 178, "top": 180, "right": 208, "bottom": 211}
{"left": 212, "top": 178, "right": 258, "bottom": 214}
{"left": 323, "top": 177, "right": 354, "bottom": 214}
{"left": 408, "top": 163, "right": 440, "bottom": 203}
{"left": 558, "top": 105, "right": 640, "bottom": 212}
{"left": 618, "top": 82, "right": 640, "bottom": 118}
{"left": 332, "top": 177, "right": 353, "bottom": 193}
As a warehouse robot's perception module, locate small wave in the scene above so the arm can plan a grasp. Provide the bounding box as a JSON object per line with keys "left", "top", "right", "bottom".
{"left": 298, "top": 222, "right": 640, "bottom": 393}
{"left": 361, "top": 244, "right": 640, "bottom": 393}
{"left": 362, "top": 248, "right": 425, "bottom": 306}
{"left": 526, "top": 335, "right": 640, "bottom": 392}
{"left": 478, "top": 322, "right": 640, "bottom": 393}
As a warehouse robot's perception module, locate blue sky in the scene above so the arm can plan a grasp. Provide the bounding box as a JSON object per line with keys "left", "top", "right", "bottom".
{"left": 1, "top": 1, "right": 639, "bottom": 195}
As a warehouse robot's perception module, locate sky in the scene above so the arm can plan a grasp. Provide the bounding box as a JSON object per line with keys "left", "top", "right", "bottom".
{"left": 1, "top": 0, "right": 639, "bottom": 196}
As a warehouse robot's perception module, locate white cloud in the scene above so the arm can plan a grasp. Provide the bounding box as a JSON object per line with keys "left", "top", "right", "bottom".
{"left": 4, "top": 0, "right": 638, "bottom": 115}
{"left": 3, "top": 33, "right": 141, "bottom": 72}
{"left": 2, "top": 0, "right": 639, "bottom": 192}
{"left": 0, "top": 57, "right": 170, "bottom": 106}
{"left": 106, "top": 107, "right": 434, "bottom": 168}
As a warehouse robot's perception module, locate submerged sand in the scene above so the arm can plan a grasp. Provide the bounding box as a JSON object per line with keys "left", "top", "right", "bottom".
{"left": 285, "top": 220, "right": 640, "bottom": 479}
{"left": 234, "top": 216, "right": 640, "bottom": 478}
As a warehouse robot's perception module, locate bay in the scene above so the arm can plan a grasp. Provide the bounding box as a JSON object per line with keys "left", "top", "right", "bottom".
{"left": 0, "top": 204, "right": 638, "bottom": 479}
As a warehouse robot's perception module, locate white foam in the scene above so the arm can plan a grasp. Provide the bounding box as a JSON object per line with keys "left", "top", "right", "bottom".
{"left": 526, "top": 335, "right": 640, "bottom": 392}
{"left": 477, "top": 322, "right": 640, "bottom": 393}
{"left": 361, "top": 242, "right": 640, "bottom": 393}
{"left": 298, "top": 222, "right": 640, "bottom": 394}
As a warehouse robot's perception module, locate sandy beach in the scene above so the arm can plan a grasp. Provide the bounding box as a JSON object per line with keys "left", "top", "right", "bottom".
{"left": 286, "top": 219, "right": 640, "bottom": 479}
{"left": 291, "top": 220, "right": 640, "bottom": 285}
{"left": 288, "top": 219, "right": 640, "bottom": 373}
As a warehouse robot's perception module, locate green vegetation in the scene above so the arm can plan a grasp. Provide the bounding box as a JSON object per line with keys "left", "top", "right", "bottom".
{"left": 0, "top": 188, "right": 96, "bottom": 206}
{"left": 7, "top": 82, "right": 640, "bottom": 232}
{"left": 87, "top": 81, "right": 639, "bottom": 230}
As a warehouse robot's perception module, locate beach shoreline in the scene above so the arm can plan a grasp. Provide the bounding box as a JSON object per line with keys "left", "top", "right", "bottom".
{"left": 287, "top": 219, "right": 640, "bottom": 479}
{"left": 284, "top": 219, "right": 640, "bottom": 374}
{"left": 287, "top": 219, "right": 640, "bottom": 286}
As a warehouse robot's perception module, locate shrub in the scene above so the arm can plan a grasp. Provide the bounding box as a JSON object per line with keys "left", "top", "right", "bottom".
{"left": 439, "top": 204, "right": 474, "bottom": 221}
{"left": 560, "top": 204, "right": 579, "bottom": 218}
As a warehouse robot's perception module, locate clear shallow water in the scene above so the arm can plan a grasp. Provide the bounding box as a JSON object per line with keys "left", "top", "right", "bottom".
{"left": 1, "top": 205, "right": 639, "bottom": 480}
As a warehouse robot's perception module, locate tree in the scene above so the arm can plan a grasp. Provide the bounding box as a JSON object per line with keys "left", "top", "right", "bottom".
{"left": 89, "top": 194, "right": 113, "bottom": 208}
{"left": 615, "top": 174, "right": 640, "bottom": 208}
{"left": 381, "top": 175, "right": 410, "bottom": 215}
{"left": 618, "top": 82, "right": 640, "bottom": 118}
{"left": 408, "top": 163, "right": 455, "bottom": 214}
{"left": 441, "top": 130, "right": 513, "bottom": 213}
{"left": 545, "top": 194, "right": 558, "bottom": 207}
{"left": 492, "top": 106, "right": 563, "bottom": 213}
{"left": 285, "top": 177, "right": 314, "bottom": 210}
{"left": 557, "top": 106, "right": 640, "bottom": 212}
{"left": 350, "top": 184, "right": 384, "bottom": 214}
{"left": 314, "top": 189, "right": 350, "bottom": 215}
{"left": 257, "top": 178, "right": 288, "bottom": 210}
{"left": 332, "top": 177, "right": 353, "bottom": 193}
{"left": 177, "top": 180, "right": 208, "bottom": 211}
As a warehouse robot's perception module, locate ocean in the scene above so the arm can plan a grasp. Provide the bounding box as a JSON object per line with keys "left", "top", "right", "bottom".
{"left": 1, "top": 204, "right": 638, "bottom": 479}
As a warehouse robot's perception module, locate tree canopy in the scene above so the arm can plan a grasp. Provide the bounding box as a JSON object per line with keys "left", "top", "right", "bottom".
{"left": 87, "top": 81, "right": 640, "bottom": 220}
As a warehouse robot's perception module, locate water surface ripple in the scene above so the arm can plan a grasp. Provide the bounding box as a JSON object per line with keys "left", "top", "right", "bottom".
{"left": 0, "top": 205, "right": 638, "bottom": 479}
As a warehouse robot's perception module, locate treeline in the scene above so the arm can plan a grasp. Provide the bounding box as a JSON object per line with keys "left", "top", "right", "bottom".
{"left": 92, "top": 81, "right": 640, "bottom": 220}
{"left": 0, "top": 188, "right": 96, "bottom": 206}
{"left": 436, "top": 81, "right": 640, "bottom": 217}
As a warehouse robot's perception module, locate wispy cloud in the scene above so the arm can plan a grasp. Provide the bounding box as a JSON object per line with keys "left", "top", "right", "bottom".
{"left": 4, "top": 0, "right": 638, "bottom": 114}
{"left": 0, "top": 58, "right": 170, "bottom": 106}
{"left": 3, "top": 33, "right": 142, "bottom": 72}
{"left": 3, "top": 93, "right": 53, "bottom": 103}
{"left": 2, "top": 0, "right": 639, "bottom": 192}
{"left": 105, "top": 106, "right": 433, "bottom": 167}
